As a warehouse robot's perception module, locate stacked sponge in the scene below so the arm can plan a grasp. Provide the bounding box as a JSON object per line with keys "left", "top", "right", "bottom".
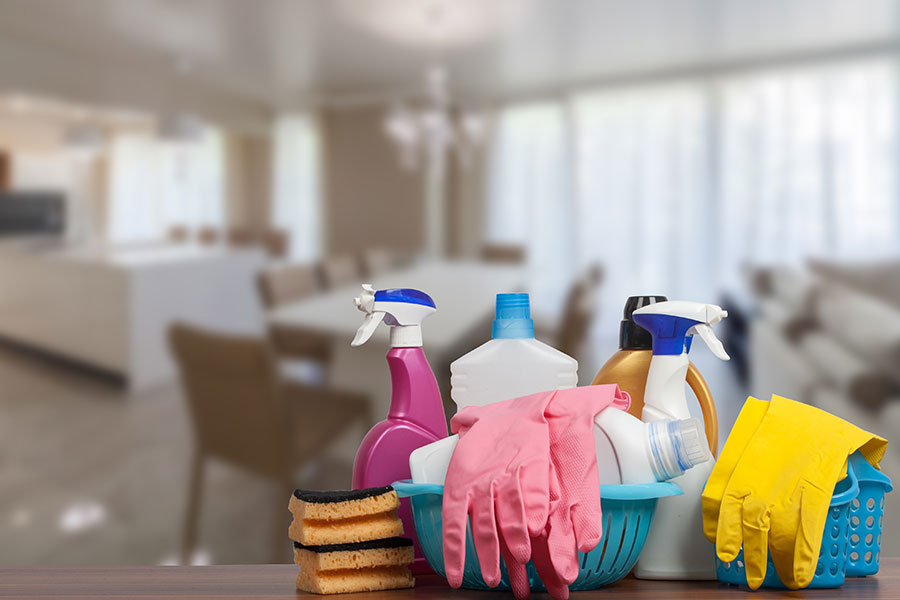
{"left": 289, "top": 486, "right": 414, "bottom": 594}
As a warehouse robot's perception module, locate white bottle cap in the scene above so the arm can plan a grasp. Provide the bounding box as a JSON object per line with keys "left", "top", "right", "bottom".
{"left": 647, "top": 418, "right": 711, "bottom": 481}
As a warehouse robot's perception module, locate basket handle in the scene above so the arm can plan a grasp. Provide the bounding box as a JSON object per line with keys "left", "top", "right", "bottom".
{"left": 831, "top": 458, "right": 860, "bottom": 507}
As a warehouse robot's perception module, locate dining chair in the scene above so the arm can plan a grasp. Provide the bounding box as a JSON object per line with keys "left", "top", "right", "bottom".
{"left": 359, "top": 247, "right": 396, "bottom": 278}
{"left": 263, "top": 229, "right": 290, "bottom": 260}
{"left": 197, "top": 227, "right": 220, "bottom": 246}
{"left": 318, "top": 254, "right": 360, "bottom": 289}
{"left": 481, "top": 244, "right": 525, "bottom": 264}
{"left": 169, "top": 323, "right": 372, "bottom": 563}
{"left": 168, "top": 225, "right": 189, "bottom": 243}
{"left": 257, "top": 264, "right": 331, "bottom": 363}
{"left": 228, "top": 228, "right": 253, "bottom": 247}
{"left": 555, "top": 264, "right": 605, "bottom": 360}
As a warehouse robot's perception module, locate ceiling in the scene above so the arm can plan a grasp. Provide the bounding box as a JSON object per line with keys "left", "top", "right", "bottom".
{"left": 0, "top": 0, "right": 897, "bottom": 111}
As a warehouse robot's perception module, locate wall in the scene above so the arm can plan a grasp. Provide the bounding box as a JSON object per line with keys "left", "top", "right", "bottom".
{"left": 320, "top": 105, "right": 425, "bottom": 256}
{"left": 225, "top": 132, "right": 272, "bottom": 237}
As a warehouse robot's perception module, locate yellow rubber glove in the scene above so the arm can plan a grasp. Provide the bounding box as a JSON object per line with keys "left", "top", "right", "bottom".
{"left": 701, "top": 396, "right": 769, "bottom": 543}
{"left": 706, "top": 395, "right": 886, "bottom": 590}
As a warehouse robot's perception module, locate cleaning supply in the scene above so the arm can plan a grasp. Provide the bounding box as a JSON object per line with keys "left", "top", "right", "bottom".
{"left": 350, "top": 285, "right": 449, "bottom": 573}
{"left": 715, "top": 463, "right": 860, "bottom": 589}
{"left": 450, "top": 293, "right": 577, "bottom": 412}
{"left": 441, "top": 386, "right": 630, "bottom": 600}
{"left": 393, "top": 478, "right": 682, "bottom": 592}
{"left": 413, "top": 409, "right": 709, "bottom": 488}
{"left": 591, "top": 295, "right": 719, "bottom": 454}
{"left": 289, "top": 487, "right": 403, "bottom": 545}
{"left": 594, "top": 407, "right": 710, "bottom": 484}
{"left": 630, "top": 300, "right": 730, "bottom": 580}
{"left": 293, "top": 538, "right": 414, "bottom": 594}
{"left": 701, "top": 395, "right": 887, "bottom": 589}
{"left": 288, "top": 486, "right": 415, "bottom": 594}
{"left": 846, "top": 451, "right": 893, "bottom": 576}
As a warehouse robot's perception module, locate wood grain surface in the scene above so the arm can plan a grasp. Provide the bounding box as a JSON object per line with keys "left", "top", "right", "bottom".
{"left": 0, "top": 561, "right": 897, "bottom": 599}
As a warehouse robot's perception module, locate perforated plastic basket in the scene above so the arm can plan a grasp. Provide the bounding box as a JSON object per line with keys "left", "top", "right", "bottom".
{"left": 846, "top": 451, "right": 893, "bottom": 577}
{"left": 393, "top": 479, "right": 681, "bottom": 592}
{"left": 715, "top": 457, "right": 860, "bottom": 589}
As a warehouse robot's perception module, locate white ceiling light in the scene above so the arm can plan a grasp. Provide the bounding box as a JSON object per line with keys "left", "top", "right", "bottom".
{"left": 383, "top": 67, "right": 489, "bottom": 170}
{"left": 337, "top": 0, "right": 530, "bottom": 47}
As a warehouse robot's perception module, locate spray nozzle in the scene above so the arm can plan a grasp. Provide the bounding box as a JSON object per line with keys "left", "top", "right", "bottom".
{"left": 351, "top": 285, "right": 436, "bottom": 348}
{"left": 632, "top": 300, "right": 730, "bottom": 360}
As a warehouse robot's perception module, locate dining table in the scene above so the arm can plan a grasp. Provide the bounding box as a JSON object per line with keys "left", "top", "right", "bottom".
{"left": 267, "top": 260, "right": 527, "bottom": 418}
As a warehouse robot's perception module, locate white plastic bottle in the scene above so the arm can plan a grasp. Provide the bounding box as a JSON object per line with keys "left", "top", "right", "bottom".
{"left": 631, "top": 301, "right": 730, "bottom": 580}
{"left": 450, "top": 293, "right": 578, "bottom": 412}
{"left": 593, "top": 408, "right": 709, "bottom": 484}
{"left": 409, "top": 407, "right": 710, "bottom": 486}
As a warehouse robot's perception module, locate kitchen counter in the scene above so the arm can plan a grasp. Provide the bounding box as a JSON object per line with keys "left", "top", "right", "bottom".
{"left": 0, "top": 243, "right": 266, "bottom": 390}
{"left": 0, "top": 563, "right": 895, "bottom": 598}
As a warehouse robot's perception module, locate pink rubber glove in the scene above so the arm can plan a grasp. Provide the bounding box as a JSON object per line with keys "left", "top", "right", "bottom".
{"left": 530, "top": 385, "right": 631, "bottom": 600}
{"left": 443, "top": 392, "right": 555, "bottom": 591}
{"left": 443, "top": 385, "right": 630, "bottom": 600}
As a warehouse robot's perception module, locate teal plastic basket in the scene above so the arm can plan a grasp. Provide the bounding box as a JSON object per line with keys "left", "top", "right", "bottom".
{"left": 715, "top": 456, "right": 860, "bottom": 589}
{"left": 846, "top": 452, "right": 892, "bottom": 577}
{"left": 393, "top": 479, "right": 681, "bottom": 591}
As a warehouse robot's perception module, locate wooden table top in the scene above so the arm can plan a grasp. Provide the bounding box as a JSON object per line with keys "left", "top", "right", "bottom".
{"left": 1, "top": 561, "right": 897, "bottom": 598}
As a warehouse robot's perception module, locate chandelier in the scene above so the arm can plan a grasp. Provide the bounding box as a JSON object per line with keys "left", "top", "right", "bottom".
{"left": 383, "top": 67, "right": 488, "bottom": 170}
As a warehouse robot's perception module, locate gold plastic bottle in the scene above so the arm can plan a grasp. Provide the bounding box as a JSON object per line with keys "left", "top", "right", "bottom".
{"left": 592, "top": 296, "right": 719, "bottom": 456}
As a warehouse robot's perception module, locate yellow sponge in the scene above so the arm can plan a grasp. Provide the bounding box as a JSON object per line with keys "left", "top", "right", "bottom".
{"left": 293, "top": 538, "right": 414, "bottom": 572}
{"left": 296, "top": 566, "right": 414, "bottom": 594}
{"left": 289, "top": 487, "right": 399, "bottom": 522}
{"left": 289, "top": 512, "right": 404, "bottom": 546}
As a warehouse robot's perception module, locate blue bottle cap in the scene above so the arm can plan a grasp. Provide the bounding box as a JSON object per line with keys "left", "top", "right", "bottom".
{"left": 492, "top": 293, "right": 535, "bottom": 339}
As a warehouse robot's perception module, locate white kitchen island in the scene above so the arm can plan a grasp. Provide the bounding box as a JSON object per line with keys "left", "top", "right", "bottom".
{"left": 0, "top": 242, "right": 266, "bottom": 391}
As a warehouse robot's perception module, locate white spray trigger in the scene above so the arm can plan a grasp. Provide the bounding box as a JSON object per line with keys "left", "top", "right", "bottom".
{"left": 688, "top": 323, "right": 730, "bottom": 361}
{"left": 352, "top": 311, "right": 385, "bottom": 347}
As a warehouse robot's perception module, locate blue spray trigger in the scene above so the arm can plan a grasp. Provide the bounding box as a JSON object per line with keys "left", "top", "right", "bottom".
{"left": 632, "top": 313, "right": 703, "bottom": 356}
{"left": 374, "top": 288, "right": 436, "bottom": 308}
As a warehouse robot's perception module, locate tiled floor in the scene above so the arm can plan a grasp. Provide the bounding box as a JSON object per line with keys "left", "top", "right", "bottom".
{"left": 0, "top": 343, "right": 355, "bottom": 566}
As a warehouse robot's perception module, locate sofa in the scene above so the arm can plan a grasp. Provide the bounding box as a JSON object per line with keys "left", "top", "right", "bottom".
{"left": 745, "top": 259, "right": 900, "bottom": 555}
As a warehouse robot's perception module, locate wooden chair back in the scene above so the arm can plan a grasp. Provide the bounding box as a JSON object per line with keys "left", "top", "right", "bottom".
{"left": 169, "top": 323, "right": 290, "bottom": 479}
{"left": 556, "top": 264, "right": 604, "bottom": 359}
{"left": 257, "top": 263, "right": 320, "bottom": 310}
{"left": 319, "top": 255, "right": 360, "bottom": 289}
{"left": 264, "top": 229, "right": 290, "bottom": 259}
{"left": 481, "top": 244, "right": 525, "bottom": 264}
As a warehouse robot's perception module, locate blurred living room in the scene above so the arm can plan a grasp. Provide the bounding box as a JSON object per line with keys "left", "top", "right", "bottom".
{"left": 0, "top": 0, "right": 898, "bottom": 568}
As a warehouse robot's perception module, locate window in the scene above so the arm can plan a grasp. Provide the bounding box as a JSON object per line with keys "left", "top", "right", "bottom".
{"left": 487, "top": 58, "right": 900, "bottom": 331}
{"left": 271, "top": 114, "right": 322, "bottom": 262}
{"left": 108, "top": 126, "right": 226, "bottom": 244}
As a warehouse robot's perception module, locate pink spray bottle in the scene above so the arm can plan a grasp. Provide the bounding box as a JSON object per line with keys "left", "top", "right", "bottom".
{"left": 350, "top": 285, "right": 448, "bottom": 573}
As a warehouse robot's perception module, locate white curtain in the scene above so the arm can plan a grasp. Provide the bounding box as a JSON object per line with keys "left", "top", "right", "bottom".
{"left": 486, "top": 102, "right": 574, "bottom": 317}
{"left": 718, "top": 60, "right": 899, "bottom": 288}
{"left": 108, "top": 127, "right": 226, "bottom": 243}
{"left": 486, "top": 58, "right": 900, "bottom": 332}
{"left": 271, "top": 114, "right": 323, "bottom": 262}
{"left": 572, "top": 84, "right": 712, "bottom": 315}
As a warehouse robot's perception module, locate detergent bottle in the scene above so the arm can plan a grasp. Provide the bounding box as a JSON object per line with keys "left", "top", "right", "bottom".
{"left": 594, "top": 408, "right": 710, "bottom": 484}
{"left": 631, "top": 301, "right": 729, "bottom": 580}
{"left": 450, "top": 293, "right": 578, "bottom": 412}
{"left": 409, "top": 407, "right": 710, "bottom": 486}
{"left": 591, "top": 295, "right": 719, "bottom": 455}
{"left": 350, "top": 284, "right": 448, "bottom": 573}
